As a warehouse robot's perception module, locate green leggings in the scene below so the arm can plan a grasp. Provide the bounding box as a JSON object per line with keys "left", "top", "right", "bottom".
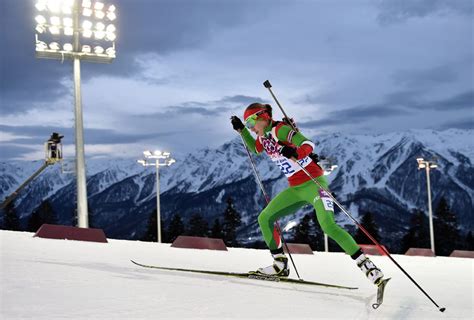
{"left": 257, "top": 176, "right": 360, "bottom": 256}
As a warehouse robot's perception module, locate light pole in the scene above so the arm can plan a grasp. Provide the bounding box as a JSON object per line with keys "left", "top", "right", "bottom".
{"left": 34, "top": 0, "right": 117, "bottom": 228}
{"left": 319, "top": 157, "right": 338, "bottom": 252}
{"left": 138, "top": 150, "right": 176, "bottom": 243}
{"left": 417, "top": 157, "right": 438, "bottom": 255}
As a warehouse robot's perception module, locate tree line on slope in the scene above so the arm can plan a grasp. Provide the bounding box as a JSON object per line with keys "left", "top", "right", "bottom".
{"left": 1, "top": 196, "right": 473, "bottom": 255}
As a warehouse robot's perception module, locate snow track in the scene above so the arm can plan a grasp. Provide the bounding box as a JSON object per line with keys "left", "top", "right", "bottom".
{"left": 0, "top": 230, "right": 472, "bottom": 319}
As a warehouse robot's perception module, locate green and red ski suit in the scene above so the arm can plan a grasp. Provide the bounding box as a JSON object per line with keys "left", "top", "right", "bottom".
{"left": 241, "top": 121, "right": 360, "bottom": 256}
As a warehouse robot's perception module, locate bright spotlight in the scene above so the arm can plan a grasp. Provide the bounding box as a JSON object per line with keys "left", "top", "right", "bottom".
{"left": 63, "top": 43, "right": 73, "bottom": 51}
{"left": 94, "top": 46, "right": 104, "bottom": 54}
{"left": 81, "top": 45, "right": 91, "bottom": 53}
{"left": 143, "top": 150, "right": 153, "bottom": 157}
{"left": 95, "top": 10, "right": 105, "bottom": 19}
{"left": 49, "top": 42, "right": 60, "bottom": 50}
{"left": 105, "top": 47, "right": 116, "bottom": 56}
{"left": 35, "top": 15, "right": 47, "bottom": 24}
{"left": 49, "top": 26, "right": 60, "bottom": 35}
{"left": 94, "top": 2, "right": 105, "bottom": 10}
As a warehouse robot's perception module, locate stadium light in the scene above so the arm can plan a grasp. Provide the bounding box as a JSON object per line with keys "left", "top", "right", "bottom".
{"left": 138, "top": 150, "right": 176, "bottom": 243}
{"left": 416, "top": 157, "right": 438, "bottom": 255}
{"left": 34, "top": 0, "right": 117, "bottom": 228}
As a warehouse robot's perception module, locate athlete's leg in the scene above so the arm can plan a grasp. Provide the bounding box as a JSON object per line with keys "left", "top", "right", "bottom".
{"left": 256, "top": 187, "right": 306, "bottom": 276}
{"left": 297, "top": 176, "right": 360, "bottom": 255}
{"left": 297, "top": 176, "right": 384, "bottom": 285}
{"left": 257, "top": 187, "right": 306, "bottom": 251}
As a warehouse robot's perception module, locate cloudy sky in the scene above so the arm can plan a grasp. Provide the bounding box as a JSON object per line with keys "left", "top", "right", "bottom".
{"left": 1, "top": 0, "right": 473, "bottom": 161}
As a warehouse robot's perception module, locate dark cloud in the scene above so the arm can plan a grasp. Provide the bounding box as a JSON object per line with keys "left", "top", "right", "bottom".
{"left": 163, "top": 105, "right": 222, "bottom": 117}
{"left": 376, "top": 0, "right": 473, "bottom": 25}
{"left": 220, "top": 95, "right": 263, "bottom": 105}
{"left": 298, "top": 103, "right": 408, "bottom": 129}
{"left": 0, "top": 0, "right": 71, "bottom": 115}
{"left": 0, "top": 145, "right": 37, "bottom": 161}
{"left": 384, "top": 90, "right": 421, "bottom": 106}
{"left": 424, "top": 90, "right": 473, "bottom": 111}
{"left": 113, "top": 0, "right": 257, "bottom": 55}
{"left": 68, "top": 0, "right": 265, "bottom": 80}
{"left": 298, "top": 90, "right": 473, "bottom": 130}
{"left": 438, "top": 118, "right": 474, "bottom": 130}
{"left": 391, "top": 65, "right": 458, "bottom": 88}
{"left": 0, "top": 124, "right": 177, "bottom": 145}
{"left": 133, "top": 95, "right": 265, "bottom": 118}
{"left": 0, "top": 0, "right": 262, "bottom": 115}
{"left": 379, "top": 89, "right": 473, "bottom": 111}
{"left": 296, "top": 89, "right": 422, "bottom": 129}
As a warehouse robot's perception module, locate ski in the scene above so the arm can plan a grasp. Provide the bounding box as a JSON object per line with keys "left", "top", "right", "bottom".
{"left": 130, "top": 260, "right": 358, "bottom": 290}
{"left": 372, "top": 278, "right": 391, "bottom": 309}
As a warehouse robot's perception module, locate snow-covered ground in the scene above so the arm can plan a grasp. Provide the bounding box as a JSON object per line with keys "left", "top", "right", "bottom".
{"left": 0, "top": 230, "right": 472, "bottom": 319}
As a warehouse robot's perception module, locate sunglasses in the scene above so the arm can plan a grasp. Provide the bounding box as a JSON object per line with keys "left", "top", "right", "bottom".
{"left": 245, "top": 110, "right": 266, "bottom": 129}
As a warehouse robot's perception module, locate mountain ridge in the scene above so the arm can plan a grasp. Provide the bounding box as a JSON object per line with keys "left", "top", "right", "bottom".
{"left": 1, "top": 128, "right": 472, "bottom": 248}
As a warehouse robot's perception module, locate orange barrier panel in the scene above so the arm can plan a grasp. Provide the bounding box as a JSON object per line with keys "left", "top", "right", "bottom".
{"left": 171, "top": 236, "right": 228, "bottom": 251}
{"left": 450, "top": 250, "right": 474, "bottom": 258}
{"left": 283, "top": 243, "right": 314, "bottom": 254}
{"left": 34, "top": 224, "right": 107, "bottom": 243}
{"left": 405, "top": 248, "right": 435, "bottom": 257}
{"left": 359, "top": 244, "right": 389, "bottom": 256}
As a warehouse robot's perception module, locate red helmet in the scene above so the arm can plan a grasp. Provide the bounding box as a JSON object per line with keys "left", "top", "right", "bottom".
{"left": 244, "top": 103, "right": 272, "bottom": 122}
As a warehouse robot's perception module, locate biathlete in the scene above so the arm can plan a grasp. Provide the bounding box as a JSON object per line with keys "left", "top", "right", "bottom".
{"left": 231, "top": 102, "right": 384, "bottom": 286}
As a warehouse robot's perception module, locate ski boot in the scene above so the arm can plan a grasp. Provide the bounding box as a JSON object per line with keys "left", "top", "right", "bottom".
{"left": 352, "top": 249, "right": 384, "bottom": 286}
{"left": 256, "top": 248, "right": 290, "bottom": 277}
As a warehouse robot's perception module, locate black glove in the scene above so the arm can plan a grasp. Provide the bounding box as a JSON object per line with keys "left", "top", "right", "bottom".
{"left": 282, "top": 117, "right": 298, "bottom": 131}
{"left": 309, "top": 153, "right": 320, "bottom": 163}
{"left": 280, "top": 145, "right": 298, "bottom": 159}
{"left": 231, "top": 116, "right": 244, "bottom": 131}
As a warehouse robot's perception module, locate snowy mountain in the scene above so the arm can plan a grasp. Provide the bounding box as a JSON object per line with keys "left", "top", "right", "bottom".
{"left": 1, "top": 129, "right": 473, "bottom": 249}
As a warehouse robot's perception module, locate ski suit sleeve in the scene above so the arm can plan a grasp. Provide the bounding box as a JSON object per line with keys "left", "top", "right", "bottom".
{"left": 276, "top": 125, "right": 315, "bottom": 160}
{"left": 241, "top": 128, "right": 263, "bottom": 154}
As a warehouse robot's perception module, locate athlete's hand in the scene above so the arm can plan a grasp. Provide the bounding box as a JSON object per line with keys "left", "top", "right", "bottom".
{"left": 280, "top": 145, "right": 298, "bottom": 159}
{"left": 231, "top": 116, "right": 244, "bottom": 132}
{"left": 282, "top": 117, "right": 298, "bottom": 131}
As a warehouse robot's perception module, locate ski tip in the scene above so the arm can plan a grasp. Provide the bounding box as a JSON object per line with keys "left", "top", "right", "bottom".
{"left": 439, "top": 307, "right": 446, "bottom": 312}
{"left": 372, "top": 303, "right": 380, "bottom": 310}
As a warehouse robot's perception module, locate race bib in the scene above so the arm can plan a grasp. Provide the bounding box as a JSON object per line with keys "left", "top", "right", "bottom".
{"left": 319, "top": 189, "right": 334, "bottom": 211}
{"left": 260, "top": 135, "right": 312, "bottom": 178}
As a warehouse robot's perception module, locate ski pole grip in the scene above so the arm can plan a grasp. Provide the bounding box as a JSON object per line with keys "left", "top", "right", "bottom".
{"left": 263, "top": 80, "right": 272, "bottom": 88}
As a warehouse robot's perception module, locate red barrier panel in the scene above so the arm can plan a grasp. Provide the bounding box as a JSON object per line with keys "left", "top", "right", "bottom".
{"left": 405, "top": 248, "right": 435, "bottom": 257}
{"left": 34, "top": 224, "right": 108, "bottom": 243}
{"left": 450, "top": 250, "right": 474, "bottom": 258}
{"left": 283, "top": 243, "right": 313, "bottom": 254}
{"left": 171, "top": 236, "right": 227, "bottom": 251}
{"left": 359, "top": 244, "right": 389, "bottom": 256}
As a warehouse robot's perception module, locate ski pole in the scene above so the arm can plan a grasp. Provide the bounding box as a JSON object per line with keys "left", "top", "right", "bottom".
{"left": 238, "top": 134, "right": 302, "bottom": 280}
{"left": 263, "top": 80, "right": 298, "bottom": 132}
{"left": 262, "top": 80, "right": 445, "bottom": 311}
{"left": 291, "top": 159, "right": 445, "bottom": 312}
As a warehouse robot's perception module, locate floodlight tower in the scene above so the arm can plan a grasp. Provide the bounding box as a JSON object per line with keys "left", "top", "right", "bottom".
{"left": 416, "top": 157, "right": 438, "bottom": 255}
{"left": 138, "top": 151, "right": 176, "bottom": 243}
{"left": 319, "top": 157, "right": 338, "bottom": 252}
{"left": 34, "top": 0, "right": 117, "bottom": 228}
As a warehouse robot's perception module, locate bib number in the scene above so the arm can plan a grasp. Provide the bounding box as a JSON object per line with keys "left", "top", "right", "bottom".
{"left": 319, "top": 189, "right": 334, "bottom": 212}
{"left": 278, "top": 160, "right": 295, "bottom": 175}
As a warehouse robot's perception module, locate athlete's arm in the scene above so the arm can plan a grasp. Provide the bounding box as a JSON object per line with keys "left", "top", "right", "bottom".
{"left": 276, "top": 125, "right": 315, "bottom": 160}
{"left": 241, "top": 128, "right": 263, "bottom": 154}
